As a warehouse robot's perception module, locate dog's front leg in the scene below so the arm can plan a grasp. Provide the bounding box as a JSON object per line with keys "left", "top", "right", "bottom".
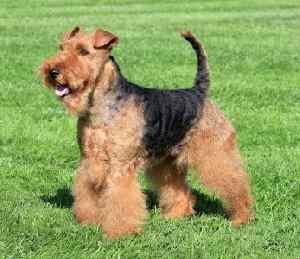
{"left": 72, "top": 158, "right": 107, "bottom": 225}
{"left": 96, "top": 160, "right": 147, "bottom": 239}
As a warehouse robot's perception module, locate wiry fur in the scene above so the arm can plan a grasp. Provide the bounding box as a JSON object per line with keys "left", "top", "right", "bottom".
{"left": 39, "top": 27, "right": 254, "bottom": 239}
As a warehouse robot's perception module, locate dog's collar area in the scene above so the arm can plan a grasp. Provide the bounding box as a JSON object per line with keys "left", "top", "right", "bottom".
{"left": 55, "top": 84, "right": 70, "bottom": 97}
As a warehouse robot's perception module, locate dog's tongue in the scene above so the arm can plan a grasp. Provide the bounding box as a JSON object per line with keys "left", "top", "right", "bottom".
{"left": 55, "top": 85, "right": 69, "bottom": 97}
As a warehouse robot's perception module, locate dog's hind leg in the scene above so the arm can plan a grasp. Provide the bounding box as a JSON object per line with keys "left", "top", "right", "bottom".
{"left": 145, "top": 157, "right": 196, "bottom": 219}
{"left": 185, "top": 101, "right": 255, "bottom": 225}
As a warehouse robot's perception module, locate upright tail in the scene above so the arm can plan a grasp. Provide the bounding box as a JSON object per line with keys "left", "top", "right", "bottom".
{"left": 181, "top": 31, "right": 210, "bottom": 96}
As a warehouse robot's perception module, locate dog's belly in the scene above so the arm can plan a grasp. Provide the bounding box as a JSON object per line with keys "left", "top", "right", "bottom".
{"left": 142, "top": 88, "right": 202, "bottom": 158}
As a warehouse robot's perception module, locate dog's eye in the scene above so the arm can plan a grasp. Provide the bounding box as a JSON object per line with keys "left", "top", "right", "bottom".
{"left": 59, "top": 44, "right": 63, "bottom": 51}
{"left": 79, "top": 48, "right": 90, "bottom": 56}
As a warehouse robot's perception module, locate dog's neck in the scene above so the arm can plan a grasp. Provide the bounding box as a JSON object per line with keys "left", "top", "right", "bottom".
{"left": 86, "top": 58, "right": 124, "bottom": 126}
{"left": 94, "top": 58, "right": 118, "bottom": 96}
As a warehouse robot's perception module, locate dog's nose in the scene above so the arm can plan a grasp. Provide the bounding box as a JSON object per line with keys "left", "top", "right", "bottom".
{"left": 49, "top": 68, "right": 60, "bottom": 80}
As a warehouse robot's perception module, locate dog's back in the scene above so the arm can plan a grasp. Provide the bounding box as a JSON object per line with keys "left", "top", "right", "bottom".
{"left": 111, "top": 32, "right": 210, "bottom": 157}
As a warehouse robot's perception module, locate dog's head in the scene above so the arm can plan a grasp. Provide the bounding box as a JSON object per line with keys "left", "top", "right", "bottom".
{"left": 39, "top": 27, "right": 118, "bottom": 115}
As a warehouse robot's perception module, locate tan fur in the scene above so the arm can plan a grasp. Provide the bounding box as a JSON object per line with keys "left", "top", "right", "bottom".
{"left": 146, "top": 157, "right": 196, "bottom": 219}
{"left": 182, "top": 101, "right": 255, "bottom": 224}
{"left": 39, "top": 27, "right": 254, "bottom": 239}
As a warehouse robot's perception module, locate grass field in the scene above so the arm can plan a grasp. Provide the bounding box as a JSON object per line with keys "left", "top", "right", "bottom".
{"left": 1, "top": 0, "right": 300, "bottom": 258}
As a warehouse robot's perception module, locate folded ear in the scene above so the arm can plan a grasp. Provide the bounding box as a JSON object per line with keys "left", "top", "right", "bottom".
{"left": 94, "top": 29, "right": 118, "bottom": 49}
{"left": 62, "top": 26, "right": 81, "bottom": 41}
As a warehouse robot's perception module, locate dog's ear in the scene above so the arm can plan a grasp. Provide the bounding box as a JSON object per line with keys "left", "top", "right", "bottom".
{"left": 94, "top": 29, "right": 118, "bottom": 50}
{"left": 69, "top": 26, "right": 81, "bottom": 38}
{"left": 62, "top": 26, "right": 81, "bottom": 41}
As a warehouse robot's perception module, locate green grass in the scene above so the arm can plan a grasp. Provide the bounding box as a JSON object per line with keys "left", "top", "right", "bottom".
{"left": 1, "top": 0, "right": 300, "bottom": 258}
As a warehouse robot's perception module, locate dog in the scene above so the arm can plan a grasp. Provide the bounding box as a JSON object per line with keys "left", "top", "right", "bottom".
{"left": 39, "top": 27, "right": 254, "bottom": 239}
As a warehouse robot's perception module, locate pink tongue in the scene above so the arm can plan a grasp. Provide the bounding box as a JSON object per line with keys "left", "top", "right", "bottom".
{"left": 55, "top": 86, "right": 70, "bottom": 97}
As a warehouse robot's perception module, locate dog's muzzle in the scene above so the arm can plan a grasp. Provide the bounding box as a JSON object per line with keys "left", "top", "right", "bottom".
{"left": 55, "top": 84, "right": 70, "bottom": 97}
{"left": 49, "top": 68, "right": 60, "bottom": 80}
{"left": 48, "top": 69, "right": 71, "bottom": 97}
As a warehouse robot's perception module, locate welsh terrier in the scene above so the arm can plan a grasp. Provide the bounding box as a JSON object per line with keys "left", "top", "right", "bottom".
{"left": 39, "top": 27, "right": 254, "bottom": 239}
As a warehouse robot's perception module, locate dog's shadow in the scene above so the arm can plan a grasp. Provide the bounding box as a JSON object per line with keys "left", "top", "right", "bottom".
{"left": 41, "top": 187, "right": 73, "bottom": 209}
{"left": 191, "top": 190, "right": 226, "bottom": 217}
{"left": 144, "top": 189, "right": 225, "bottom": 217}
{"left": 41, "top": 187, "right": 225, "bottom": 217}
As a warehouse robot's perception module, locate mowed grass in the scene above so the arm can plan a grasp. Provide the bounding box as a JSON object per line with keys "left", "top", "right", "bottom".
{"left": 1, "top": 0, "right": 300, "bottom": 258}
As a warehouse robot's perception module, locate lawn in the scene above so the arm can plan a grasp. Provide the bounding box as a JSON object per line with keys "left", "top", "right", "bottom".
{"left": 1, "top": 0, "right": 300, "bottom": 258}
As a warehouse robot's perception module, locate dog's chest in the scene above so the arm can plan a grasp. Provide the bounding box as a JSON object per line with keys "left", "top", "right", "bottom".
{"left": 80, "top": 96, "right": 145, "bottom": 160}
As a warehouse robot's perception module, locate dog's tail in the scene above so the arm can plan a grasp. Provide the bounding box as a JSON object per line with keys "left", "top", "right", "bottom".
{"left": 181, "top": 31, "right": 210, "bottom": 96}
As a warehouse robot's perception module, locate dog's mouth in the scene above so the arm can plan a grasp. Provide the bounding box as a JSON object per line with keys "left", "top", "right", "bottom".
{"left": 55, "top": 84, "right": 71, "bottom": 97}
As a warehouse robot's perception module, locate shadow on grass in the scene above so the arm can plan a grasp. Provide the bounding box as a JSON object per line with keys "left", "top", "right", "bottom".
{"left": 41, "top": 188, "right": 157, "bottom": 210}
{"left": 191, "top": 190, "right": 226, "bottom": 217}
{"left": 41, "top": 187, "right": 73, "bottom": 208}
{"left": 41, "top": 187, "right": 225, "bottom": 218}
{"left": 144, "top": 189, "right": 159, "bottom": 210}
{"left": 144, "top": 188, "right": 226, "bottom": 217}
